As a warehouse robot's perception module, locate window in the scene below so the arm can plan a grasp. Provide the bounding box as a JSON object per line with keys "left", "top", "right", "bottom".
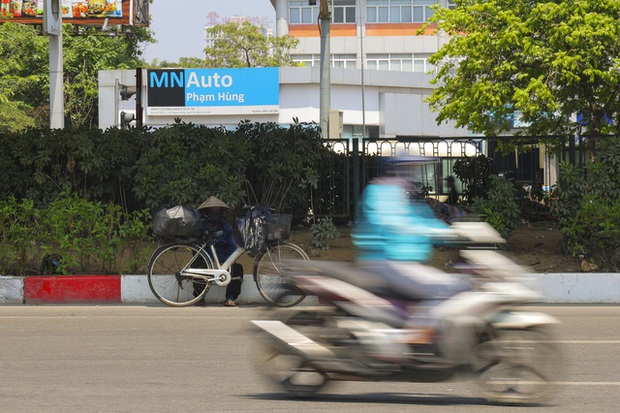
{"left": 293, "top": 54, "right": 320, "bottom": 67}
{"left": 333, "top": 0, "right": 356, "bottom": 23}
{"left": 333, "top": 54, "right": 357, "bottom": 68}
{"left": 367, "top": 0, "right": 437, "bottom": 23}
{"left": 366, "top": 54, "right": 389, "bottom": 70}
{"left": 290, "top": 0, "right": 356, "bottom": 25}
{"left": 367, "top": 0, "right": 389, "bottom": 23}
{"left": 366, "top": 53, "right": 435, "bottom": 73}
{"left": 289, "top": 1, "right": 319, "bottom": 24}
{"left": 390, "top": 0, "right": 412, "bottom": 23}
{"left": 413, "top": 0, "right": 435, "bottom": 23}
{"left": 292, "top": 54, "right": 356, "bottom": 68}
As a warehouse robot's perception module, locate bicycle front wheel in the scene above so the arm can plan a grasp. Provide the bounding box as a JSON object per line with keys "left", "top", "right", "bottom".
{"left": 147, "top": 243, "right": 214, "bottom": 307}
{"left": 254, "top": 242, "right": 309, "bottom": 307}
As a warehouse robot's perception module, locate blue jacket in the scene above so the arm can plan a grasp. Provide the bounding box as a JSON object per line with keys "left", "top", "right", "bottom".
{"left": 352, "top": 181, "right": 448, "bottom": 262}
{"left": 202, "top": 221, "right": 238, "bottom": 263}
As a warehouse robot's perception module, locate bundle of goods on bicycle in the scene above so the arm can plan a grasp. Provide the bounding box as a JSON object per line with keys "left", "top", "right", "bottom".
{"left": 151, "top": 205, "right": 202, "bottom": 238}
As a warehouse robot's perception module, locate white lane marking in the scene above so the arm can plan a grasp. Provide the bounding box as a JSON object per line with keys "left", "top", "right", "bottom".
{"left": 550, "top": 382, "right": 620, "bottom": 386}
{"left": 492, "top": 381, "right": 620, "bottom": 386}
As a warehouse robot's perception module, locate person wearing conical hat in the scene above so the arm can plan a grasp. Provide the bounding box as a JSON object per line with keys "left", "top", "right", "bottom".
{"left": 198, "top": 196, "right": 231, "bottom": 210}
{"left": 196, "top": 196, "right": 243, "bottom": 307}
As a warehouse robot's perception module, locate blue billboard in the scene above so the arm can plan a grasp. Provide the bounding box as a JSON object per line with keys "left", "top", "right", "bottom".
{"left": 146, "top": 68, "right": 279, "bottom": 115}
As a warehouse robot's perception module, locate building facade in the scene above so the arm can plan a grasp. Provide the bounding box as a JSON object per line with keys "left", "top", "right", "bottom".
{"left": 274, "top": 0, "right": 453, "bottom": 71}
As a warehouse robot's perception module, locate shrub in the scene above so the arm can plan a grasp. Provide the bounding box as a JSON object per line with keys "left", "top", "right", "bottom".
{"left": 550, "top": 137, "right": 620, "bottom": 270}
{"left": 472, "top": 175, "right": 521, "bottom": 239}
{"left": 310, "top": 217, "right": 339, "bottom": 251}
{"left": 40, "top": 193, "right": 154, "bottom": 274}
{"left": 0, "top": 197, "right": 43, "bottom": 275}
{"left": 452, "top": 154, "right": 495, "bottom": 204}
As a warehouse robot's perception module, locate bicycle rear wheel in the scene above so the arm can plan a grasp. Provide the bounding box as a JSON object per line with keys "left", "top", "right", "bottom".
{"left": 254, "top": 241, "right": 309, "bottom": 307}
{"left": 148, "top": 243, "right": 213, "bottom": 307}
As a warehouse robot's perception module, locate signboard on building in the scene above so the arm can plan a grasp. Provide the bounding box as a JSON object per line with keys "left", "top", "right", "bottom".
{"left": 146, "top": 68, "right": 280, "bottom": 116}
{"left": 0, "top": 0, "right": 149, "bottom": 26}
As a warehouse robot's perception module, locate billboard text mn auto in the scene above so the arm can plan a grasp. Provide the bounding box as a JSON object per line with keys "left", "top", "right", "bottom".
{"left": 146, "top": 68, "right": 280, "bottom": 116}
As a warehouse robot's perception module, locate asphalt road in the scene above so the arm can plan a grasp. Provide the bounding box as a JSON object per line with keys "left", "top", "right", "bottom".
{"left": 0, "top": 305, "right": 619, "bottom": 412}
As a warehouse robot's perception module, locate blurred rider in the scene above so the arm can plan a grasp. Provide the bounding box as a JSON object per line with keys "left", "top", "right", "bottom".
{"left": 352, "top": 157, "right": 469, "bottom": 348}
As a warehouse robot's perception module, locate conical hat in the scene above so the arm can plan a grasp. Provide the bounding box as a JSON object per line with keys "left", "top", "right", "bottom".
{"left": 198, "top": 196, "right": 231, "bottom": 210}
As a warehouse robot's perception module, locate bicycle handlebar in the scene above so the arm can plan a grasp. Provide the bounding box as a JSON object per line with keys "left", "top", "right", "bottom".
{"left": 202, "top": 229, "right": 224, "bottom": 244}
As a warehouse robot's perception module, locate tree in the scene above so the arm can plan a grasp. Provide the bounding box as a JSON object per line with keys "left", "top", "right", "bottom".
{"left": 0, "top": 23, "right": 153, "bottom": 130}
{"left": 203, "top": 22, "right": 300, "bottom": 68}
{"left": 0, "top": 23, "right": 48, "bottom": 132}
{"left": 426, "top": 1, "right": 620, "bottom": 152}
{"left": 63, "top": 26, "right": 152, "bottom": 128}
{"left": 148, "top": 57, "right": 206, "bottom": 69}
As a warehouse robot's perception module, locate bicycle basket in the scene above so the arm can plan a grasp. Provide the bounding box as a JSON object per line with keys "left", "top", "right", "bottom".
{"left": 266, "top": 213, "right": 292, "bottom": 241}
{"left": 151, "top": 205, "right": 202, "bottom": 238}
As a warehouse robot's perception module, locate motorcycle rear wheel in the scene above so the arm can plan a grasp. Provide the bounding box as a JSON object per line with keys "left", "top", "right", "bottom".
{"left": 473, "top": 328, "right": 562, "bottom": 405}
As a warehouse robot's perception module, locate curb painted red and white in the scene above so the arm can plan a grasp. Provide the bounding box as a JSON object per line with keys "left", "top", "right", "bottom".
{"left": 0, "top": 274, "right": 316, "bottom": 305}
{"left": 0, "top": 273, "right": 619, "bottom": 305}
{"left": 23, "top": 275, "right": 122, "bottom": 304}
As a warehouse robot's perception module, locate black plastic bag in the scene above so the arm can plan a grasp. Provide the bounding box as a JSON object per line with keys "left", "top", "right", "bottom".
{"left": 152, "top": 205, "right": 203, "bottom": 238}
{"left": 237, "top": 206, "right": 269, "bottom": 257}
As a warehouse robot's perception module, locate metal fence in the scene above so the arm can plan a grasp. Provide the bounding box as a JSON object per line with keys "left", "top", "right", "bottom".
{"left": 312, "top": 135, "right": 588, "bottom": 220}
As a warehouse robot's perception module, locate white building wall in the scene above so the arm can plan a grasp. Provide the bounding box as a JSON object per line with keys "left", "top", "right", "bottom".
{"left": 381, "top": 93, "right": 466, "bottom": 137}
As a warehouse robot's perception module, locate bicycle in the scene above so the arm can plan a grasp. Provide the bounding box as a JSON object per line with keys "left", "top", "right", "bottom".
{"left": 147, "top": 212, "right": 309, "bottom": 308}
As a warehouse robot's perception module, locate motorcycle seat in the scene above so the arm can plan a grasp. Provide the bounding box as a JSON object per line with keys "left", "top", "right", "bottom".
{"left": 283, "top": 259, "right": 420, "bottom": 301}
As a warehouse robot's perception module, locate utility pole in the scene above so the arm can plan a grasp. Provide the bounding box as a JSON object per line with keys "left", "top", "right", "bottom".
{"left": 318, "top": 0, "right": 330, "bottom": 139}
{"left": 44, "top": 0, "right": 64, "bottom": 129}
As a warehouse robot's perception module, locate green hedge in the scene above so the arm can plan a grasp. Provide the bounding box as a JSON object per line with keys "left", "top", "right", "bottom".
{"left": 0, "top": 120, "right": 326, "bottom": 215}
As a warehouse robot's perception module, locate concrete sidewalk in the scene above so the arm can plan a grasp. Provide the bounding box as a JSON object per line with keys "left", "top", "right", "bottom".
{"left": 1, "top": 272, "right": 620, "bottom": 305}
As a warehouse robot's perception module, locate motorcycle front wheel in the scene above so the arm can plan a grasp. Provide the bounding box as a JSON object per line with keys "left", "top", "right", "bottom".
{"left": 257, "top": 341, "right": 330, "bottom": 397}
{"left": 473, "top": 328, "right": 562, "bottom": 405}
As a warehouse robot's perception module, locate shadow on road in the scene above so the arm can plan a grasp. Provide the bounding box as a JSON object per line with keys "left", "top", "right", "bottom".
{"left": 248, "top": 391, "right": 493, "bottom": 406}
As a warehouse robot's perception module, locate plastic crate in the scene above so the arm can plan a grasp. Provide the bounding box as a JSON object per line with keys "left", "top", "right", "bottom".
{"left": 266, "top": 214, "right": 292, "bottom": 241}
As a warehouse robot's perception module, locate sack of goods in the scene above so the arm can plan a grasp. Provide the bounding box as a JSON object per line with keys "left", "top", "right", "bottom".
{"left": 152, "top": 205, "right": 202, "bottom": 238}
{"left": 237, "top": 206, "right": 269, "bottom": 257}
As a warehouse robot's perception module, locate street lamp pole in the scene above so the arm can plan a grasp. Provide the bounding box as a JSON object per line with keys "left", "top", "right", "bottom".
{"left": 319, "top": 0, "right": 330, "bottom": 138}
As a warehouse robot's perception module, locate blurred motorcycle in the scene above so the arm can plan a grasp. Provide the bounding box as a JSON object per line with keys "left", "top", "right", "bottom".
{"left": 251, "top": 222, "right": 562, "bottom": 405}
